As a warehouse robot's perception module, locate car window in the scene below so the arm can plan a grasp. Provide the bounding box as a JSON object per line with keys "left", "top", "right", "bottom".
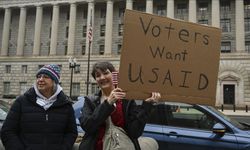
{"left": 207, "top": 106, "right": 246, "bottom": 130}
{"left": 166, "top": 103, "right": 218, "bottom": 130}
{"left": 147, "top": 104, "right": 166, "bottom": 125}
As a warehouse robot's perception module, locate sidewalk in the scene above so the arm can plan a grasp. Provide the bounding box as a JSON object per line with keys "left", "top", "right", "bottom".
{"left": 218, "top": 109, "right": 250, "bottom": 116}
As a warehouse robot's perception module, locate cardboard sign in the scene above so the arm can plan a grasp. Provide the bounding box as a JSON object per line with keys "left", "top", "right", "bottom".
{"left": 118, "top": 10, "right": 221, "bottom": 106}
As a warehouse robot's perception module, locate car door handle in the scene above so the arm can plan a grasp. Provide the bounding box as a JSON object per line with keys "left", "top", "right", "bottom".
{"left": 168, "top": 131, "right": 178, "bottom": 138}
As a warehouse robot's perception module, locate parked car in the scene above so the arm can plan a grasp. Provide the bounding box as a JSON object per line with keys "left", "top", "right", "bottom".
{"left": 73, "top": 97, "right": 84, "bottom": 120}
{"left": 0, "top": 105, "right": 8, "bottom": 132}
{"left": 143, "top": 102, "right": 250, "bottom": 150}
{"left": 0, "top": 104, "right": 9, "bottom": 150}
{"left": 73, "top": 96, "right": 85, "bottom": 134}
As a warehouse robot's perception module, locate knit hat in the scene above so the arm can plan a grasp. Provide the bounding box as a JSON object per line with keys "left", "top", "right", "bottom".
{"left": 36, "top": 64, "right": 61, "bottom": 84}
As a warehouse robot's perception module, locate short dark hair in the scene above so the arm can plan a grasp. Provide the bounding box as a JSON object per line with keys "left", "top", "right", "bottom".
{"left": 91, "top": 61, "right": 116, "bottom": 79}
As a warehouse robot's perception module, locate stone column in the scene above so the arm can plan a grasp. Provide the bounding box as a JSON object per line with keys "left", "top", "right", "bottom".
{"left": 16, "top": 7, "right": 27, "bottom": 56}
{"left": 235, "top": 0, "right": 245, "bottom": 52}
{"left": 1, "top": 8, "right": 11, "bottom": 56}
{"left": 33, "top": 5, "right": 43, "bottom": 56}
{"left": 188, "top": 0, "right": 197, "bottom": 23}
{"left": 67, "top": 3, "right": 77, "bottom": 55}
{"left": 104, "top": 0, "right": 113, "bottom": 55}
{"left": 126, "top": 0, "right": 133, "bottom": 10}
{"left": 50, "top": 4, "right": 59, "bottom": 55}
{"left": 212, "top": 0, "right": 220, "bottom": 28}
{"left": 85, "top": 1, "right": 95, "bottom": 55}
{"left": 146, "top": 0, "right": 153, "bottom": 14}
{"left": 167, "top": 0, "right": 174, "bottom": 18}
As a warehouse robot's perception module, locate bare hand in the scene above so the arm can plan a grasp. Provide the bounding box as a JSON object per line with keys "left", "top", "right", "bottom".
{"left": 107, "top": 88, "right": 126, "bottom": 105}
{"left": 145, "top": 92, "right": 161, "bottom": 103}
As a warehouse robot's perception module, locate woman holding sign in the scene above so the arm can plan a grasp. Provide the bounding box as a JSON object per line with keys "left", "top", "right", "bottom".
{"left": 78, "top": 61, "right": 161, "bottom": 150}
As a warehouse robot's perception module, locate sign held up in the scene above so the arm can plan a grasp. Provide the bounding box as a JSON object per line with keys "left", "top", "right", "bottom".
{"left": 118, "top": 10, "right": 222, "bottom": 106}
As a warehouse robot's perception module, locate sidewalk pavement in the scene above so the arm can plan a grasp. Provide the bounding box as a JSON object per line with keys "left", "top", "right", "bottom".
{"left": 218, "top": 109, "right": 250, "bottom": 116}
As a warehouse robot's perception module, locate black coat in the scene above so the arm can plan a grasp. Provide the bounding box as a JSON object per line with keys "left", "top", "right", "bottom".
{"left": 0, "top": 87, "right": 77, "bottom": 150}
{"left": 79, "top": 92, "right": 153, "bottom": 150}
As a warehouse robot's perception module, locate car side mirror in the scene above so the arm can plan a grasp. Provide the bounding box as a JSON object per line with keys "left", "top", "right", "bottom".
{"left": 212, "top": 123, "right": 226, "bottom": 136}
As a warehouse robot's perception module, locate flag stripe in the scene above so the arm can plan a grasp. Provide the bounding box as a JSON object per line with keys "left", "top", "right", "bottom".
{"left": 88, "top": 27, "right": 92, "bottom": 42}
{"left": 88, "top": 9, "right": 93, "bottom": 42}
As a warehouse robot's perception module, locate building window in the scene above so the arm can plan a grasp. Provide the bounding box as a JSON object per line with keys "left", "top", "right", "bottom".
{"left": 83, "top": 9, "right": 87, "bottom": 19}
{"left": 91, "top": 82, "right": 99, "bottom": 94}
{"left": 157, "top": 5, "right": 166, "bottom": 16}
{"left": 66, "top": 10, "right": 70, "bottom": 20}
{"left": 50, "top": 12, "right": 53, "bottom": 20}
{"left": 21, "top": 65, "right": 27, "bottom": 74}
{"left": 66, "top": 26, "right": 69, "bottom": 38}
{"left": 74, "top": 65, "right": 80, "bottom": 74}
{"left": 100, "top": 8, "right": 106, "bottom": 18}
{"left": 245, "top": 1, "right": 250, "bottom": 18}
{"left": 48, "top": 45, "right": 50, "bottom": 54}
{"left": 245, "top": 18, "right": 250, "bottom": 32}
{"left": 10, "top": 15, "right": 13, "bottom": 24}
{"left": 198, "top": 19, "right": 208, "bottom": 25}
{"left": 118, "top": 24, "right": 123, "bottom": 36}
{"left": 72, "top": 83, "right": 80, "bottom": 97}
{"left": 83, "top": 25, "right": 87, "bottom": 37}
{"left": 82, "top": 45, "right": 86, "bottom": 55}
{"left": 136, "top": 6, "right": 145, "bottom": 12}
{"left": 20, "top": 82, "right": 27, "bottom": 95}
{"left": 198, "top": 2, "right": 208, "bottom": 13}
{"left": 119, "top": 8, "right": 125, "bottom": 18}
{"left": 5, "top": 65, "right": 11, "bottom": 73}
{"left": 9, "top": 29, "right": 11, "bottom": 40}
{"left": 220, "top": 19, "right": 231, "bottom": 32}
{"left": 220, "top": 1, "right": 231, "bottom": 12}
{"left": 246, "top": 41, "right": 250, "bottom": 52}
{"left": 49, "top": 27, "right": 51, "bottom": 38}
{"left": 65, "top": 45, "right": 68, "bottom": 55}
{"left": 99, "top": 45, "right": 104, "bottom": 55}
{"left": 3, "top": 82, "right": 10, "bottom": 95}
{"left": 221, "top": 42, "right": 231, "bottom": 53}
{"left": 177, "top": 3, "right": 187, "bottom": 14}
{"left": 198, "top": 2, "right": 208, "bottom": 19}
{"left": 24, "top": 28, "right": 27, "bottom": 40}
{"left": 100, "top": 25, "right": 105, "bottom": 36}
{"left": 117, "top": 44, "right": 122, "bottom": 55}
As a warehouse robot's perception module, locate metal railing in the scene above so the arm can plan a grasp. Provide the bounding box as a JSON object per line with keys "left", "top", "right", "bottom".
{"left": 219, "top": 104, "right": 249, "bottom": 113}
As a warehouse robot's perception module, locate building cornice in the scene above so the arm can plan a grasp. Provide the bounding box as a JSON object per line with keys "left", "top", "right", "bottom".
{"left": 0, "top": 55, "right": 120, "bottom": 63}
{"left": 0, "top": 0, "right": 86, "bottom": 8}
{"left": 0, "top": 0, "right": 121, "bottom": 8}
{"left": 220, "top": 53, "right": 250, "bottom": 60}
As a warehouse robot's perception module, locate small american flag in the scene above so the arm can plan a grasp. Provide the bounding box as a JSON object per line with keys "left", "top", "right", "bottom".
{"left": 88, "top": 9, "right": 93, "bottom": 42}
{"left": 112, "top": 71, "right": 119, "bottom": 88}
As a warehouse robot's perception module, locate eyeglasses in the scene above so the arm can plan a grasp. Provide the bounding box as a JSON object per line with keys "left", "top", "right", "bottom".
{"left": 37, "top": 74, "right": 50, "bottom": 79}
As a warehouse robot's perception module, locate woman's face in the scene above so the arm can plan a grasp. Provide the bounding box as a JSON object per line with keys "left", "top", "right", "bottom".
{"left": 95, "top": 69, "right": 114, "bottom": 90}
{"left": 36, "top": 74, "right": 54, "bottom": 94}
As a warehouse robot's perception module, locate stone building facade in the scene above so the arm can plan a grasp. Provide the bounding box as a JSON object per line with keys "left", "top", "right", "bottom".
{"left": 0, "top": 0, "right": 250, "bottom": 106}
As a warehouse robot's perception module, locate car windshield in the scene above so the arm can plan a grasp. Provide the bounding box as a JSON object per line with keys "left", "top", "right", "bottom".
{"left": 206, "top": 106, "right": 247, "bottom": 130}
